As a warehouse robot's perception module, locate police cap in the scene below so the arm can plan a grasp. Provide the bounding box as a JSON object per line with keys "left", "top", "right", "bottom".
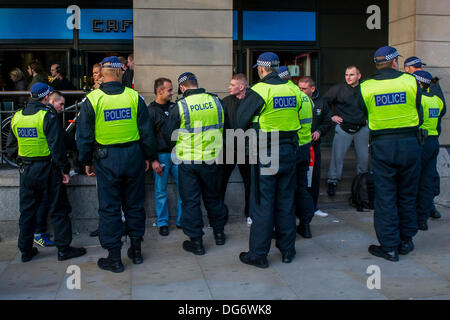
{"left": 413, "top": 70, "right": 433, "bottom": 85}
{"left": 177, "top": 72, "right": 197, "bottom": 94}
{"left": 278, "top": 66, "right": 291, "bottom": 79}
{"left": 101, "top": 56, "right": 123, "bottom": 69}
{"left": 374, "top": 46, "right": 402, "bottom": 63}
{"left": 30, "top": 82, "right": 54, "bottom": 99}
{"left": 404, "top": 56, "right": 427, "bottom": 68}
{"left": 253, "top": 52, "right": 280, "bottom": 68}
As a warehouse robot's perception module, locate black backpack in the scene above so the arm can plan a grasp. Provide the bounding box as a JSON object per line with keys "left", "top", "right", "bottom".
{"left": 350, "top": 172, "right": 375, "bottom": 211}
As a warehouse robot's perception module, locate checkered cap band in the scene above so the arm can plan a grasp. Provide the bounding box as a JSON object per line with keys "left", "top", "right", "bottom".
{"left": 37, "top": 87, "right": 52, "bottom": 99}
{"left": 257, "top": 59, "right": 279, "bottom": 67}
{"left": 102, "top": 62, "right": 122, "bottom": 68}
{"left": 374, "top": 51, "right": 399, "bottom": 63}
{"left": 405, "top": 58, "right": 422, "bottom": 67}
{"left": 278, "top": 70, "right": 290, "bottom": 79}
{"left": 178, "top": 76, "right": 188, "bottom": 85}
{"left": 414, "top": 74, "right": 431, "bottom": 84}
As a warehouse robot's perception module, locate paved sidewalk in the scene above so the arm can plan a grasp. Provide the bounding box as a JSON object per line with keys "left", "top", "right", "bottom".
{"left": 0, "top": 203, "right": 449, "bottom": 300}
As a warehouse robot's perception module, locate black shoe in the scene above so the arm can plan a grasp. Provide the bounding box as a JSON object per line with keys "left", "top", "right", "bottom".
{"left": 297, "top": 223, "right": 312, "bottom": 238}
{"left": 57, "top": 246, "right": 87, "bottom": 261}
{"left": 176, "top": 224, "right": 182, "bottom": 229}
{"left": 98, "top": 248, "right": 124, "bottom": 273}
{"left": 327, "top": 182, "right": 337, "bottom": 197}
{"left": 183, "top": 238, "right": 205, "bottom": 255}
{"left": 430, "top": 208, "right": 441, "bottom": 219}
{"left": 398, "top": 239, "right": 414, "bottom": 255}
{"left": 368, "top": 245, "right": 399, "bottom": 262}
{"left": 127, "top": 237, "right": 143, "bottom": 264}
{"left": 239, "top": 252, "right": 269, "bottom": 269}
{"left": 281, "top": 251, "right": 296, "bottom": 263}
{"left": 21, "top": 247, "right": 38, "bottom": 263}
{"left": 159, "top": 226, "right": 169, "bottom": 236}
{"left": 418, "top": 221, "right": 428, "bottom": 231}
{"left": 90, "top": 229, "right": 99, "bottom": 237}
{"left": 214, "top": 231, "right": 226, "bottom": 245}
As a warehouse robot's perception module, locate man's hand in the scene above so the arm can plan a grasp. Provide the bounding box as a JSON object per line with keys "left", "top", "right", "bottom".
{"left": 331, "top": 115, "right": 343, "bottom": 125}
{"left": 145, "top": 160, "right": 151, "bottom": 173}
{"left": 152, "top": 160, "right": 163, "bottom": 176}
{"left": 85, "top": 165, "right": 96, "bottom": 177}
{"left": 62, "top": 174, "right": 70, "bottom": 184}
{"left": 312, "top": 131, "right": 321, "bottom": 141}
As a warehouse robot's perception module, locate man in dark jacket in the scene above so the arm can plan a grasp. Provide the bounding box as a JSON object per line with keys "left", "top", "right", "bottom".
{"left": 122, "top": 54, "right": 134, "bottom": 89}
{"left": 323, "top": 66, "right": 369, "bottom": 196}
{"left": 298, "top": 76, "right": 332, "bottom": 217}
{"left": 148, "top": 78, "right": 182, "bottom": 236}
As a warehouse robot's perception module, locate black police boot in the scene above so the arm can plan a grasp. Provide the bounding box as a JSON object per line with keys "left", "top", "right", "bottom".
{"left": 214, "top": 231, "right": 226, "bottom": 245}
{"left": 127, "top": 237, "right": 143, "bottom": 264}
{"left": 398, "top": 239, "right": 414, "bottom": 255}
{"left": 57, "top": 246, "right": 87, "bottom": 261}
{"left": 183, "top": 237, "right": 205, "bottom": 255}
{"left": 418, "top": 220, "right": 428, "bottom": 231}
{"left": 327, "top": 182, "right": 337, "bottom": 197}
{"left": 89, "top": 229, "right": 99, "bottom": 237}
{"left": 430, "top": 207, "right": 441, "bottom": 219}
{"left": 239, "top": 252, "right": 269, "bottom": 269}
{"left": 368, "top": 245, "right": 399, "bottom": 262}
{"left": 98, "top": 248, "right": 124, "bottom": 273}
{"left": 297, "top": 223, "right": 312, "bottom": 238}
{"left": 281, "top": 251, "right": 296, "bottom": 264}
{"left": 21, "top": 247, "right": 39, "bottom": 263}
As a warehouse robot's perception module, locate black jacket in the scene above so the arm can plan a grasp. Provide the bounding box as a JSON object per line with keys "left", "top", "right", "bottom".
{"left": 6, "top": 100, "right": 70, "bottom": 173}
{"left": 359, "top": 68, "right": 423, "bottom": 136}
{"left": 122, "top": 69, "right": 134, "bottom": 88}
{"left": 311, "top": 89, "right": 332, "bottom": 146}
{"left": 76, "top": 81, "right": 157, "bottom": 165}
{"left": 148, "top": 100, "right": 174, "bottom": 153}
{"left": 236, "top": 72, "right": 298, "bottom": 145}
{"left": 163, "top": 88, "right": 226, "bottom": 149}
{"left": 51, "top": 77, "right": 75, "bottom": 90}
{"left": 323, "top": 82, "right": 367, "bottom": 127}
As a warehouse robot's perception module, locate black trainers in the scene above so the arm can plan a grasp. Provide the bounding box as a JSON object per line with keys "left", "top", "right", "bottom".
{"left": 57, "top": 247, "right": 87, "bottom": 261}
{"left": 398, "top": 240, "right": 414, "bottom": 255}
{"left": 159, "top": 226, "right": 169, "bottom": 236}
{"left": 21, "top": 247, "right": 39, "bottom": 263}
{"left": 327, "top": 182, "right": 337, "bottom": 197}
{"left": 281, "top": 251, "right": 296, "bottom": 264}
{"left": 183, "top": 238, "right": 205, "bottom": 255}
{"left": 239, "top": 252, "right": 269, "bottom": 269}
{"left": 368, "top": 245, "right": 399, "bottom": 262}
{"left": 418, "top": 221, "right": 428, "bottom": 231}
{"left": 98, "top": 249, "right": 124, "bottom": 273}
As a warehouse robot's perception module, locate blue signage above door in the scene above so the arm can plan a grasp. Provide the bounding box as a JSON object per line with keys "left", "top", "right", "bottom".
{"left": 0, "top": 8, "right": 133, "bottom": 40}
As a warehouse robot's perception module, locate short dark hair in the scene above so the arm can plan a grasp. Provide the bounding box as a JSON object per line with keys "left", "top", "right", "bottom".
{"left": 49, "top": 90, "right": 63, "bottom": 101}
{"left": 154, "top": 77, "right": 172, "bottom": 94}
{"left": 28, "top": 60, "right": 45, "bottom": 75}
{"left": 180, "top": 79, "right": 198, "bottom": 89}
{"left": 375, "top": 57, "right": 396, "bottom": 70}
{"left": 298, "top": 76, "right": 316, "bottom": 87}
{"left": 128, "top": 53, "right": 134, "bottom": 61}
{"left": 346, "top": 65, "right": 361, "bottom": 73}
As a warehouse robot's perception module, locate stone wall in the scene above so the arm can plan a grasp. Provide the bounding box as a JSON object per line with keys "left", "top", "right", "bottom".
{"left": 389, "top": 0, "right": 450, "bottom": 145}
{"left": 133, "top": 0, "right": 233, "bottom": 103}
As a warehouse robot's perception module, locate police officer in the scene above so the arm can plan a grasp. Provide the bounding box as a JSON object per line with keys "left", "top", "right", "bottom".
{"left": 236, "top": 52, "right": 301, "bottom": 268}
{"left": 278, "top": 67, "right": 315, "bottom": 238}
{"left": 76, "top": 56, "right": 157, "bottom": 273}
{"left": 412, "top": 70, "right": 445, "bottom": 230}
{"left": 6, "top": 82, "right": 86, "bottom": 263}
{"left": 359, "top": 46, "right": 423, "bottom": 262}
{"left": 163, "top": 72, "right": 228, "bottom": 255}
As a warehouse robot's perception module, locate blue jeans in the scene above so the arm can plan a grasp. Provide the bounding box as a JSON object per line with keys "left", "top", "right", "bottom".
{"left": 154, "top": 153, "right": 182, "bottom": 227}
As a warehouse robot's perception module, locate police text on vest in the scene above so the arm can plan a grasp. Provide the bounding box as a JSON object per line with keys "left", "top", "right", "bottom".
{"left": 17, "top": 127, "right": 38, "bottom": 138}
{"left": 104, "top": 108, "right": 132, "bottom": 121}
{"left": 190, "top": 102, "right": 214, "bottom": 111}
{"left": 374, "top": 92, "right": 406, "bottom": 107}
{"left": 429, "top": 108, "right": 440, "bottom": 118}
{"left": 273, "top": 96, "right": 296, "bottom": 109}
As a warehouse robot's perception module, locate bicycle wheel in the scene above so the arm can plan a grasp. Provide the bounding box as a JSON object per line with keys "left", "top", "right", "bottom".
{"left": 1, "top": 116, "right": 18, "bottom": 168}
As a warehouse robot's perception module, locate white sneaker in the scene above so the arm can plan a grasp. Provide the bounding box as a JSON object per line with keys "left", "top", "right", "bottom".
{"left": 314, "top": 210, "right": 328, "bottom": 217}
{"left": 246, "top": 217, "right": 253, "bottom": 227}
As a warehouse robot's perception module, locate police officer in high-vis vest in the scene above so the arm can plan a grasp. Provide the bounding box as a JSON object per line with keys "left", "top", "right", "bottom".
{"left": 359, "top": 46, "right": 424, "bottom": 262}
{"left": 236, "top": 52, "right": 301, "bottom": 268}
{"left": 278, "top": 67, "right": 315, "bottom": 239}
{"left": 6, "top": 82, "right": 86, "bottom": 263}
{"left": 77, "top": 56, "right": 157, "bottom": 273}
{"left": 413, "top": 70, "right": 445, "bottom": 231}
{"left": 163, "top": 72, "right": 228, "bottom": 255}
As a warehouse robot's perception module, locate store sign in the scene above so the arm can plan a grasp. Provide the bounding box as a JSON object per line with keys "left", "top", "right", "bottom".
{"left": 0, "top": 8, "right": 133, "bottom": 40}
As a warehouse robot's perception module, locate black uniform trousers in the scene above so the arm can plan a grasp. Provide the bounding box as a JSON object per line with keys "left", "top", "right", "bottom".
{"left": 248, "top": 143, "right": 297, "bottom": 258}
{"left": 179, "top": 162, "right": 229, "bottom": 239}
{"left": 94, "top": 143, "right": 146, "bottom": 250}
{"left": 416, "top": 136, "right": 440, "bottom": 223}
{"left": 307, "top": 143, "right": 321, "bottom": 212}
{"left": 371, "top": 136, "right": 421, "bottom": 250}
{"left": 296, "top": 144, "right": 315, "bottom": 225}
{"left": 18, "top": 161, "right": 72, "bottom": 252}
{"left": 220, "top": 162, "right": 251, "bottom": 218}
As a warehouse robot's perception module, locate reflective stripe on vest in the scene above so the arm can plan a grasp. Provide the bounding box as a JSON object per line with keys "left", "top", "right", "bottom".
{"left": 176, "top": 93, "right": 224, "bottom": 161}
{"left": 11, "top": 109, "right": 50, "bottom": 157}
{"left": 420, "top": 94, "right": 444, "bottom": 136}
{"left": 87, "top": 87, "right": 140, "bottom": 145}
{"left": 251, "top": 81, "right": 301, "bottom": 133}
{"left": 298, "top": 94, "right": 313, "bottom": 146}
{"left": 360, "top": 73, "right": 419, "bottom": 131}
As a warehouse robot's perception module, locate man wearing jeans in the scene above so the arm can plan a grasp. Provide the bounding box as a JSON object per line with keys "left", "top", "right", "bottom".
{"left": 148, "top": 78, "right": 182, "bottom": 236}
{"left": 324, "top": 66, "right": 369, "bottom": 196}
